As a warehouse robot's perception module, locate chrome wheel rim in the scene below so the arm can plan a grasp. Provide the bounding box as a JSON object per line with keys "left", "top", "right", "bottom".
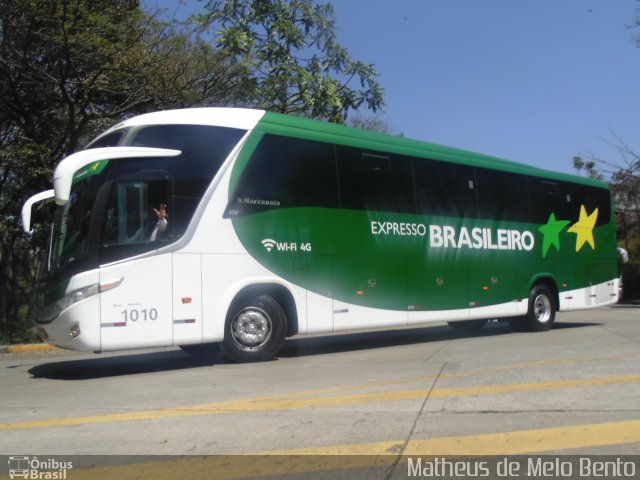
{"left": 231, "top": 308, "right": 272, "bottom": 348}
{"left": 533, "top": 294, "right": 552, "bottom": 324}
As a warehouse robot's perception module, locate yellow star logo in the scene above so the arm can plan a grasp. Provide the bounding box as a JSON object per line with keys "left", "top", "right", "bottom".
{"left": 567, "top": 205, "right": 598, "bottom": 251}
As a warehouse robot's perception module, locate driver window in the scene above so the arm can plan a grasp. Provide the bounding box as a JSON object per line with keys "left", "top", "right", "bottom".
{"left": 99, "top": 174, "right": 172, "bottom": 264}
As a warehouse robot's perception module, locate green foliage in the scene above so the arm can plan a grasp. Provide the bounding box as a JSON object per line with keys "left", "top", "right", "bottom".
{"left": 573, "top": 146, "right": 640, "bottom": 300}
{"left": 348, "top": 115, "right": 397, "bottom": 135}
{"left": 198, "top": 0, "right": 384, "bottom": 122}
{"left": 0, "top": 0, "right": 386, "bottom": 342}
{"left": 0, "top": 0, "right": 256, "bottom": 342}
{"left": 610, "top": 148, "right": 640, "bottom": 300}
{"left": 571, "top": 156, "right": 602, "bottom": 180}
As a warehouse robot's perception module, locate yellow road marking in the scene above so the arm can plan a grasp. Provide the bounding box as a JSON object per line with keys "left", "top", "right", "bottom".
{"left": 19, "top": 419, "right": 640, "bottom": 480}
{"left": 5, "top": 343, "right": 57, "bottom": 353}
{"left": 214, "top": 352, "right": 640, "bottom": 402}
{"left": 256, "top": 418, "right": 640, "bottom": 456}
{"left": 1, "top": 373, "right": 639, "bottom": 431}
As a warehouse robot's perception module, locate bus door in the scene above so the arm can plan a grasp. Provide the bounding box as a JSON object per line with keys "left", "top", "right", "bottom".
{"left": 97, "top": 173, "right": 174, "bottom": 350}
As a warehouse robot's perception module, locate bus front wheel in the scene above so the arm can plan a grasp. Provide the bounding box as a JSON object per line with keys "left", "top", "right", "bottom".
{"left": 221, "top": 294, "right": 287, "bottom": 363}
{"left": 526, "top": 285, "right": 556, "bottom": 332}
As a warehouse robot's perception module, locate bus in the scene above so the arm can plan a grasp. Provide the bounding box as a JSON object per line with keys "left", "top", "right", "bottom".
{"left": 21, "top": 108, "right": 619, "bottom": 362}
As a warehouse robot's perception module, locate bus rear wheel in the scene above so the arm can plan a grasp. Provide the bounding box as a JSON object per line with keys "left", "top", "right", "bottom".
{"left": 526, "top": 285, "right": 556, "bottom": 332}
{"left": 221, "top": 294, "right": 287, "bottom": 363}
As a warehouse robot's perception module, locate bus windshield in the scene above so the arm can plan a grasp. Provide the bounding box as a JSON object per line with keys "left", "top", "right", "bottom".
{"left": 48, "top": 171, "right": 103, "bottom": 276}
{"left": 43, "top": 124, "right": 247, "bottom": 278}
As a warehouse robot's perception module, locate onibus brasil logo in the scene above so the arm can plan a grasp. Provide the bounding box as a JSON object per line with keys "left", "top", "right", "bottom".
{"left": 8, "top": 456, "right": 73, "bottom": 479}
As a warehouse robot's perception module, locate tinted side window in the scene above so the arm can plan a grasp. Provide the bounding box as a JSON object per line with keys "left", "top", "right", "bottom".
{"left": 528, "top": 178, "right": 571, "bottom": 224}
{"left": 563, "top": 183, "right": 611, "bottom": 226}
{"left": 126, "top": 125, "right": 245, "bottom": 232}
{"left": 414, "top": 159, "right": 477, "bottom": 218}
{"left": 86, "top": 130, "right": 126, "bottom": 149}
{"left": 476, "top": 168, "right": 529, "bottom": 221}
{"left": 98, "top": 171, "right": 173, "bottom": 264}
{"left": 128, "top": 125, "right": 244, "bottom": 199}
{"left": 227, "top": 134, "right": 339, "bottom": 216}
{"left": 337, "top": 146, "right": 415, "bottom": 214}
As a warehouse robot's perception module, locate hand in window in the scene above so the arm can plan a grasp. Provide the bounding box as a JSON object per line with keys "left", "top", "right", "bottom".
{"left": 150, "top": 203, "right": 168, "bottom": 240}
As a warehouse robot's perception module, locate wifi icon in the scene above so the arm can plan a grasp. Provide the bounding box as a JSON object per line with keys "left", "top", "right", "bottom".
{"left": 261, "top": 238, "right": 277, "bottom": 252}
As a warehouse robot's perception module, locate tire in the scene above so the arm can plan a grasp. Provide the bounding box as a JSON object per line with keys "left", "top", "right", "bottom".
{"left": 526, "top": 285, "right": 556, "bottom": 332}
{"left": 448, "top": 319, "right": 487, "bottom": 331}
{"left": 221, "top": 294, "right": 287, "bottom": 363}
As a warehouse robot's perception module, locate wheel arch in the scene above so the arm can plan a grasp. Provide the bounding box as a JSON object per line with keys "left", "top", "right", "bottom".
{"left": 528, "top": 274, "right": 559, "bottom": 311}
{"left": 227, "top": 283, "right": 299, "bottom": 337}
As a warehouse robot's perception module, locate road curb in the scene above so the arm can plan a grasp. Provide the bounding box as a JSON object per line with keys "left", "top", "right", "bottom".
{"left": 0, "top": 343, "right": 58, "bottom": 353}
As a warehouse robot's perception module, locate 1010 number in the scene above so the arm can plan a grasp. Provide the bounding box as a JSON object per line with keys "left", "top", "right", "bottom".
{"left": 121, "top": 308, "right": 158, "bottom": 322}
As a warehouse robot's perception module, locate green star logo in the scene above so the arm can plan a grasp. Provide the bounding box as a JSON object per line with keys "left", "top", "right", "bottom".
{"left": 538, "top": 213, "right": 570, "bottom": 258}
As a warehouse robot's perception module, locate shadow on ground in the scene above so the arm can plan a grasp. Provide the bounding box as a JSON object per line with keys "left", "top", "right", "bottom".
{"left": 25, "top": 318, "right": 599, "bottom": 380}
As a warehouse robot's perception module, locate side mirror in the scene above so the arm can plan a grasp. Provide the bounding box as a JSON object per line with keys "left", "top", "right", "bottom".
{"left": 22, "top": 190, "right": 54, "bottom": 234}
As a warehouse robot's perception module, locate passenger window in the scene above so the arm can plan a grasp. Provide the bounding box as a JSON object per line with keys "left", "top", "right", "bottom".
{"left": 226, "top": 134, "right": 339, "bottom": 216}
{"left": 565, "top": 183, "right": 611, "bottom": 226}
{"left": 337, "top": 146, "right": 415, "bottom": 214}
{"left": 85, "top": 130, "right": 126, "bottom": 149}
{"left": 476, "top": 168, "right": 529, "bottom": 222}
{"left": 362, "top": 153, "right": 391, "bottom": 173}
{"left": 414, "top": 159, "right": 477, "bottom": 218}
{"left": 528, "top": 178, "right": 572, "bottom": 223}
{"left": 127, "top": 125, "right": 245, "bottom": 231}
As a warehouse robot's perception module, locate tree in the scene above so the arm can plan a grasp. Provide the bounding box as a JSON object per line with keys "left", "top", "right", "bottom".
{"left": 348, "top": 114, "right": 396, "bottom": 134}
{"left": 607, "top": 140, "right": 640, "bottom": 300}
{"left": 571, "top": 156, "right": 602, "bottom": 180}
{"left": 572, "top": 2, "right": 640, "bottom": 300}
{"left": 573, "top": 141, "right": 640, "bottom": 300}
{"left": 0, "top": 0, "right": 249, "bottom": 342}
{"left": 634, "top": 0, "right": 640, "bottom": 47}
{"left": 0, "top": 0, "right": 387, "bottom": 342}
{"left": 198, "top": 0, "right": 384, "bottom": 122}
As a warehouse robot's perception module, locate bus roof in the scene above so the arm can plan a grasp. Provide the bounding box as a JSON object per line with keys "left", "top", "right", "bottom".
{"left": 102, "top": 107, "right": 608, "bottom": 191}
{"left": 103, "top": 108, "right": 266, "bottom": 134}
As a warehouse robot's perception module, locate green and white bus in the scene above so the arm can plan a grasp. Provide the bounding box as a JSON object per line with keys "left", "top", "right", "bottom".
{"left": 22, "top": 108, "right": 619, "bottom": 362}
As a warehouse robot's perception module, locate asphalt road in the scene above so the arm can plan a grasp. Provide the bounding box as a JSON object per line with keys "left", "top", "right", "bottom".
{"left": 1, "top": 306, "right": 639, "bottom": 479}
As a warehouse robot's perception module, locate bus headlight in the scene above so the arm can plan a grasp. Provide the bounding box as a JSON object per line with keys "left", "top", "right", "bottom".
{"left": 58, "top": 283, "right": 100, "bottom": 311}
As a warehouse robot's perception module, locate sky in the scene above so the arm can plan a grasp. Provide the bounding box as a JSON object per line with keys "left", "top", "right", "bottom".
{"left": 149, "top": 0, "right": 640, "bottom": 175}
